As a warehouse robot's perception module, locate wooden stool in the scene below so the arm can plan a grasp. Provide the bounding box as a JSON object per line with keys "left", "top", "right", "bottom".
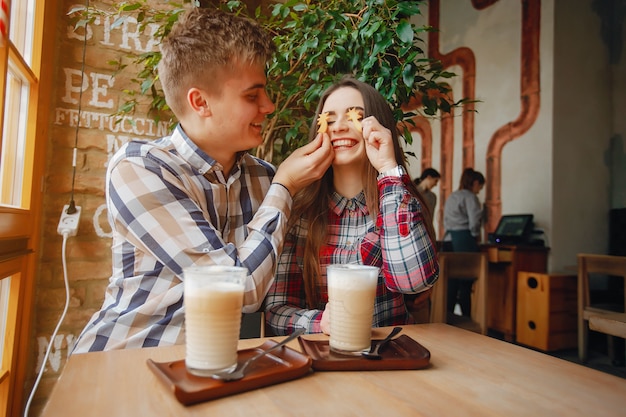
{"left": 430, "top": 252, "right": 488, "bottom": 334}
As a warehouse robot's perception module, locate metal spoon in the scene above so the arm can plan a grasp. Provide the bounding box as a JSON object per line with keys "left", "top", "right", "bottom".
{"left": 362, "top": 326, "right": 402, "bottom": 360}
{"left": 211, "top": 327, "right": 306, "bottom": 381}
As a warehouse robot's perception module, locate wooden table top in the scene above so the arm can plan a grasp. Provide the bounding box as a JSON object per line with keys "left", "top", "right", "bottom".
{"left": 42, "top": 323, "right": 626, "bottom": 417}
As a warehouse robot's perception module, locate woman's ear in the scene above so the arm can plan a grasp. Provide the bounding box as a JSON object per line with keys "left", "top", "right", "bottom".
{"left": 187, "top": 88, "right": 212, "bottom": 117}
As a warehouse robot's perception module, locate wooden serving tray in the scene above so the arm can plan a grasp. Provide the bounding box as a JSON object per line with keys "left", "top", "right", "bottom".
{"left": 147, "top": 340, "right": 312, "bottom": 405}
{"left": 298, "top": 334, "right": 431, "bottom": 371}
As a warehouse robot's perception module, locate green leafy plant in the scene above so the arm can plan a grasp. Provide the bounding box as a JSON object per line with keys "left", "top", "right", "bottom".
{"left": 72, "top": 0, "right": 466, "bottom": 165}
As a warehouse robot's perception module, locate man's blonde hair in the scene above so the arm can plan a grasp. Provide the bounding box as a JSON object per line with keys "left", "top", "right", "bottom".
{"left": 158, "top": 7, "right": 275, "bottom": 118}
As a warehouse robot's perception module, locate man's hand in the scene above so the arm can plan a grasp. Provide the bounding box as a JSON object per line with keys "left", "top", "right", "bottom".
{"left": 273, "top": 133, "right": 334, "bottom": 195}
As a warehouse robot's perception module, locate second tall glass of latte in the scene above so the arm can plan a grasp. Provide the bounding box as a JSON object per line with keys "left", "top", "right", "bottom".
{"left": 183, "top": 265, "right": 246, "bottom": 377}
{"left": 327, "top": 264, "right": 379, "bottom": 355}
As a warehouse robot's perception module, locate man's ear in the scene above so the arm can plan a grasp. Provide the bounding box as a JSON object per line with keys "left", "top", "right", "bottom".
{"left": 187, "top": 88, "right": 211, "bottom": 117}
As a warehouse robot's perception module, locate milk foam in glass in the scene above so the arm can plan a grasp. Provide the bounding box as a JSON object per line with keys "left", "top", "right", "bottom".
{"left": 327, "top": 264, "right": 379, "bottom": 355}
{"left": 184, "top": 265, "right": 246, "bottom": 376}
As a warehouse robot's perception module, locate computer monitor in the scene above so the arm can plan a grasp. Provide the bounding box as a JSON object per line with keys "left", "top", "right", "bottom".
{"left": 492, "top": 214, "right": 534, "bottom": 244}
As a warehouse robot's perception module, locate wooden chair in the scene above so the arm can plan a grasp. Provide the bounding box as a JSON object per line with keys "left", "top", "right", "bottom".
{"left": 430, "top": 252, "right": 488, "bottom": 334}
{"left": 577, "top": 253, "right": 626, "bottom": 362}
{"left": 589, "top": 313, "right": 626, "bottom": 339}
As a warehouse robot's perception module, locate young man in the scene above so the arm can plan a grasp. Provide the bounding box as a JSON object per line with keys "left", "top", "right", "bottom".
{"left": 72, "top": 8, "right": 333, "bottom": 353}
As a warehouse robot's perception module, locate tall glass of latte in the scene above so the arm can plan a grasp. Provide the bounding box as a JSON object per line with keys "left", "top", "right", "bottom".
{"left": 326, "top": 264, "right": 379, "bottom": 355}
{"left": 183, "top": 265, "right": 246, "bottom": 377}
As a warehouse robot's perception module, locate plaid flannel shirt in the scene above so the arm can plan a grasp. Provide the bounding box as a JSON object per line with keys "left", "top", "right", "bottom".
{"left": 72, "top": 125, "right": 291, "bottom": 353}
{"left": 265, "top": 175, "right": 439, "bottom": 335}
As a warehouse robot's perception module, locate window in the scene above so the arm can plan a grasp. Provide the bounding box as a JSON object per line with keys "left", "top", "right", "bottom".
{"left": 0, "top": 0, "right": 56, "bottom": 415}
{"left": 0, "top": 276, "right": 11, "bottom": 366}
{"left": 1, "top": 62, "right": 30, "bottom": 206}
{"left": 0, "top": 261, "right": 20, "bottom": 399}
{"left": 9, "top": 0, "right": 35, "bottom": 65}
{"left": 1, "top": 0, "right": 37, "bottom": 208}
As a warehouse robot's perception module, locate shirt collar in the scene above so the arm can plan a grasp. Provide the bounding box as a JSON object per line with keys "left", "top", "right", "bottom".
{"left": 170, "top": 124, "right": 246, "bottom": 176}
{"left": 329, "top": 190, "right": 369, "bottom": 216}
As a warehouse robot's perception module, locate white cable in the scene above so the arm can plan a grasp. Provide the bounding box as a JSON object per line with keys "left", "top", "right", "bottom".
{"left": 23, "top": 233, "right": 71, "bottom": 416}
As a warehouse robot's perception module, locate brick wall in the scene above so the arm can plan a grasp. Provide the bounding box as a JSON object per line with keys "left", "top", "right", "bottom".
{"left": 28, "top": 1, "right": 170, "bottom": 413}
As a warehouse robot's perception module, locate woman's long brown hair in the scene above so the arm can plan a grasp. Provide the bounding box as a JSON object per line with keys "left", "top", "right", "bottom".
{"left": 290, "top": 76, "right": 436, "bottom": 308}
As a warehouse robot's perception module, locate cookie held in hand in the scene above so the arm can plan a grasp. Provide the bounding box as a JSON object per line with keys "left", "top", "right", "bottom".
{"left": 346, "top": 108, "right": 363, "bottom": 133}
{"left": 317, "top": 112, "right": 330, "bottom": 134}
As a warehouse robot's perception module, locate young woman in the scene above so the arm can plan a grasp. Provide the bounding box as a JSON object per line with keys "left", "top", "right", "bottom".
{"left": 442, "top": 167, "right": 486, "bottom": 316}
{"left": 443, "top": 168, "right": 485, "bottom": 252}
{"left": 265, "top": 76, "right": 439, "bottom": 335}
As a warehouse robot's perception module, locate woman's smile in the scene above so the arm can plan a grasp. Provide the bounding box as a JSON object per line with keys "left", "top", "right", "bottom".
{"left": 332, "top": 138, "right": 358, "bottom": 149}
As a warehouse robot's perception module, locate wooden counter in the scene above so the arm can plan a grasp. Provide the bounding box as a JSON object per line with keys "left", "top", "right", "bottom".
{"left": 482, "top": 244, "right": 549, "bottom": 340}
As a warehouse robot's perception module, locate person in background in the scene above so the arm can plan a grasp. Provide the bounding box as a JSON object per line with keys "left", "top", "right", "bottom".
{"left": 442, "top": 167, "right": 485, "bottom": 316}
{"left": 265, "top": 76, "right": 439, "bottom": 335}
{"left": 72, "top": 8, "right": 333, "bottom": 353}
{"left": 414, "top": 167, "right": 441, "bottom": 223}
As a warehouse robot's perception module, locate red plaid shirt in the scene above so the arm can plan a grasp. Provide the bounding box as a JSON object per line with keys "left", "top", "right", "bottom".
{"left": 265, "top": 175, "right": 439, "bottom": 335}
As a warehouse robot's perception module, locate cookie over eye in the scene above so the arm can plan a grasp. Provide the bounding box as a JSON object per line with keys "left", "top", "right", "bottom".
{"left": 346, "top": 108, "right": 363, "bottom": 133}
{"left": 317, "top": 112, "right": 330, "bottom": 134}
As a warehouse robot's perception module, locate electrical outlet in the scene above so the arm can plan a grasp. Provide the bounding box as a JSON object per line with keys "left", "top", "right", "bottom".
{"left": 57, "top": 204, "right": 81, "bottom": 236}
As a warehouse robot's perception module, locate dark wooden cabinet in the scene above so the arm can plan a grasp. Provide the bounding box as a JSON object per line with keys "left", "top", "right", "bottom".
{"left": 481, "top": 244, "right": 549, "bottom": 341}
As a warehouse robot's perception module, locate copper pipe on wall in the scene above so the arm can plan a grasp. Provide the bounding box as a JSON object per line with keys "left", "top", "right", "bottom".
{"left": 428, "top": 0, "right": 478, "bottom": 170}
{"left": 438, "top": 108, "right": 455, "bottom": 238}
{"left": 402, "top": 115, "right": 433, "bottom": 169}
{"left": 426, "top": 0, "right": 477, "bottom": 238}
{"left": 484, "top": 0, "right": 541, "bottom": 232}
{"left": 428, "top": 0, "right": 542, "bottom": 234}
{"left": 403, "top": 105, "right": 454, "bottom": 238}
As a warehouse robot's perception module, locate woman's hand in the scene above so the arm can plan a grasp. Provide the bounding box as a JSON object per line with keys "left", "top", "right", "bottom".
{"left": 320, "top": 303, "right": 331, "bottom": 335}
{"left": 362, "top": 116, "right": 397, "bottom": 173}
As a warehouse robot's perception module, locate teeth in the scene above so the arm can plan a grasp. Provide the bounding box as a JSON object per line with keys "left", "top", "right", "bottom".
{"left": 332, "top": 140, "right": 355, "bottom": 147}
